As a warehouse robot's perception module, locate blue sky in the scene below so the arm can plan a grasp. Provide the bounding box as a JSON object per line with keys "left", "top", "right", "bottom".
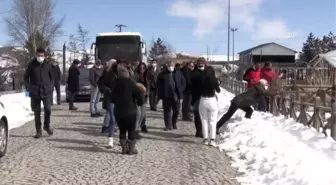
{"left": 0, "top": 0, "right": 335, "bottom": 56}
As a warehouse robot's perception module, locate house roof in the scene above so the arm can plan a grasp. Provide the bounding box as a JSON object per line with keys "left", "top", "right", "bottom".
{"left": 238, "top": 42, "right": 297, "bottom": 55}
{"left": 310, "top": 50, "right": 336, "bottom": 67}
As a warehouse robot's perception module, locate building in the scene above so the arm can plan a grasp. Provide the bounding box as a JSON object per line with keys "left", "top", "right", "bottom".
{"left": 238, "top": 42, "right": 297, "bottom": 67}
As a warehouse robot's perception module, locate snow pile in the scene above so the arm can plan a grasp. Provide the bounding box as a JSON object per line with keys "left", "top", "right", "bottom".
{"left": 0, "top": 86, "right": 66, "bottom": 130}
{"left": 217, "top": 88, "right": 336, "bottom": 185}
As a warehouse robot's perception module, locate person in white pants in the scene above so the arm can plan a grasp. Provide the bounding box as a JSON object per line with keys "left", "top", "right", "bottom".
{"left": 198, "top": 66, "right": 221, "bottom": 147}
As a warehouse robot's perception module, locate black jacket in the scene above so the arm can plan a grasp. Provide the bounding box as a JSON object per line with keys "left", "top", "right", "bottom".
{"left": 157, "top": 69, "right": 186, "bottom": 100}
{"left": 52, "top": 65, "right": 61, "bottom": 83}
{"left": 98, "top": 69, "right": 117, "bottom": 110}
{"left": 231, "top": 83, "right": 273, "bottom": 108}
{"left": 190, "top": 68, "right": 205, "bottom": 104}
{"left": 181, "top": 66, "right": 192, "bottom": 93}
{"left": 89, "top": 66, "right": 103, "bottom": 87}
{"left": 200, "top": 68, "right": 220, "bottom": 97}
{"left": 24, "top": 58, "right": 54, "bottom": 99}
{"left": 67, "top": 64, "right": 80, "bottom": 93}
{"left": 110, "top": 76, "right": 144, "bottom": 117}
{"left": 147, "top": 66, "right": 160, "bottom": 89}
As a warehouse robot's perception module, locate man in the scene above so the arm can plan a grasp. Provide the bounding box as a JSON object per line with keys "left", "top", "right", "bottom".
{"left": 243, "top": 61, "right": 261, "bottom": 88}
{"left": 148, "top": 59, "right": 160, "bottom": 111}
{"left": 157, "top": 61, "right": 186, "bottom": 131}
{"left": 67, "top": 59, "right": 80, "bottom": 111}
{"left": 259, "top": 62, "right": 283, "bottom": 112}
{"left": 51, "top": 60, "right": 61, "bottom": 105}
{"left": 24, "top": 48, "right": 54, "bottom": 138}
{"left": 190, "top": 57, "right": 206, "bottom": 137}
{"left": 181, "top": 61, "right": 194, "bottom": 121}
{"left": 216, "top": 79, "right": 275, "bottom": 133}
{"left": 89, "top": 59, "right": 104, "bottom": 117}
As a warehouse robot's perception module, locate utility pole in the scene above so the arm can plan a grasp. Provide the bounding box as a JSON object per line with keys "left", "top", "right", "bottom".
{"left": 227, "top": 0, "right": 231, "bottom": 63}
{"left": 206, "top": 45, "right": 210, "bottom": 61}
{"left": 231, "top": 28, "right": 238, "bottom": 61}
{"left": 115, "top": 24, "right": 127, "bottom": 32}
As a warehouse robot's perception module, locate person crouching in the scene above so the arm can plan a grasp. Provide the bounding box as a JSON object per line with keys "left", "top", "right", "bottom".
{"left": 199, "top": 67, "right": 221, "bottom": 147}
{"left": 216, "top": 79, "right": 274, "bottom": 134}
{"left": 110, "top": 64, "right": 144, "bottom": 155}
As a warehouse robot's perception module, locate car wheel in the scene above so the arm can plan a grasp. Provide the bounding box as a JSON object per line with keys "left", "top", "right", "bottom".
{"left": 0, "top": 120, "right": 8, "bottom": 158}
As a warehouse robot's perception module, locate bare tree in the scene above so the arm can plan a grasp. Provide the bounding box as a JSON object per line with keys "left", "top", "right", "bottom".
{"left": 68, "top": 34, "right": 78, "bottom": 59}
{"left": 77, "top": 23, "right": 90, "bottom": 52}
{"left": 3, "top": 0, "right": 64, "bottom": 57}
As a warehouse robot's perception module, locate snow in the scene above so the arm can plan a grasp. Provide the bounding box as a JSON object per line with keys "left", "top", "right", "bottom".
{"left": 217, "top": 88, "right": 336, "bottom": 185}
{"left": 0, "top": 86, "right": 66, "bottom": 130}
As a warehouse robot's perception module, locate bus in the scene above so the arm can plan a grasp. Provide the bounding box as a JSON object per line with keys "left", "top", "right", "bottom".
{"left": 91, "top": 32, "right": 147, "bottom": 64}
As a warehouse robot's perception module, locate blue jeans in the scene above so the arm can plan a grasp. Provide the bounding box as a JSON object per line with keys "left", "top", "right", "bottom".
{"left": 104, "top": 103, "right": 116, "bottom": 137}
{"left": 90, "top": 85, "right": 101, "bottom": 114}
{"left": 136, "top": 105, "right": 146, "bottom": 131}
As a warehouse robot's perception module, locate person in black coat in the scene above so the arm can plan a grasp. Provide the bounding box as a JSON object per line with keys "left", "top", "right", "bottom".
{"left": 67, "top": 59, "right": 80, "bottom": 110}
{"left": 110, "top": 65, "right": 144, "bottom": 155}
{"left": 181, "top": 61, "right": 194, "bottom": 121}
{"left": 24, "top": 48, "right": 54, "bottom": 138}
{"left": 216, "top": 79, "right": 274, "bottom": 133}
{"left": 157, "top": 61, "right": 186, "bottom": 131}
{"left": 147, "top": 59, "right": 160, "bottom": 111}
{"left": 51, "top": 61, "right": 61, "bottom": 105}
{"left": 190, "top": 57, "right": 206, "bottom": 137}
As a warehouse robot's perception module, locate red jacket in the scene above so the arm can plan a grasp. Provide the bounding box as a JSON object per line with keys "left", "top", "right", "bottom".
{"left": 243, "top": 67, "right": 261, "bottom": 88}
{"left": 260, "top": 67, "right": 280, "bottom": 84}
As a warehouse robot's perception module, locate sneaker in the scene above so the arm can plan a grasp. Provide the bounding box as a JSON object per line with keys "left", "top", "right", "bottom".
{"left": 203, "top": 139, "right": 209, "bottom": 145}
{"left": 107, "top": 137, "right": 113, "bottom": 148}
{"left": 209, "top": 139, "right": 217, "bottom": 147}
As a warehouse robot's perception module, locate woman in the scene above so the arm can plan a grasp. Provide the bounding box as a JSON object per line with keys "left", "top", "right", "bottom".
{"left": 111, "top": 65, "right": 144, "bottom": 154}
{"left": 198, "top": 66, "right": 220, "bottom": 147}
{"left": 134, "top": 62, "right": 149, "bottom": 138}
{"left": 98, "top": 59, "right": 118, "bottom": 148}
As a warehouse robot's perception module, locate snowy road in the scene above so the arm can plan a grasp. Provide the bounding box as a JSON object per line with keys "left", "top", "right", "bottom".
{"left": 0, "top": 102, "right": 239, "bottom": 185}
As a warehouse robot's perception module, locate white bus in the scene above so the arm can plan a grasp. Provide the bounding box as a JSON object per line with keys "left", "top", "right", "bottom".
{"left": 92, "top": 32, "right": 147, "bottom": 64}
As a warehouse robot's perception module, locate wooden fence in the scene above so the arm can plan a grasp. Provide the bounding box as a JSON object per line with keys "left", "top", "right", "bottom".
{"left": 220, "top": 77, "right": 336, "bottom": 140}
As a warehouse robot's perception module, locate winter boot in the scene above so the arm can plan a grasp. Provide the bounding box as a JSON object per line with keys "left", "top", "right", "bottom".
{"left": 43, "top": 125, "right": 53, "bottom": 136}
{"left": 34, "top": 130, "right": 42, "bottom": 139}
{"left": 101, "top": 126, "right": 108, "bottom": 133}
{"left": 141, "top": 125, "right": 148, "bottom": 133}
{"left": 69, "top": 106, "right": 78, "bottom": 111}
{"left": 107, "top": 137, "right": 113, "bottom": 149}
{"left": 127, "top": 140, "right": 138, "bottom": 155}
{"left": 120, "top": 139, "right": 128, "bottom": 154}
{"left": 134, "top": 131, "right": 142, "bottom": 140}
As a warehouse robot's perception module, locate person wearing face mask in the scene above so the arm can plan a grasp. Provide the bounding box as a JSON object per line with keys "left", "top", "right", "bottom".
{"left": 67, "top": 59, "right": 81, "bottom": 111}
{"left": 157, "top": 61, "right": 186, "bottom": 131}
{"left": 24, "top": 48, "right": 54, "bottom": 138}
{"left": 190, "top": 57, "right": 207, "bottom": 138}
{"left": 181, "top": 61, "right": 194, "bottom": 121}
{"left": 148, "top": 59, "right": 160, "bottom": 111}
{"left": 51, "top": 60, "right": 61, "bottom": 105}
{"left": 89, "top": 59, "right": 104, "bottom": 117}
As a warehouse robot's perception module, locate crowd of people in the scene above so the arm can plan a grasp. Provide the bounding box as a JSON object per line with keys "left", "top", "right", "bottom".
{"left": 23, "top": 48, "right": 280, "bottom": 155}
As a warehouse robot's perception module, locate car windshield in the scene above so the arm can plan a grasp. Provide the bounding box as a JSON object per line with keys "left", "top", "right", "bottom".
{"left": 78, "top": 68, "right": 90, "bottom": 86}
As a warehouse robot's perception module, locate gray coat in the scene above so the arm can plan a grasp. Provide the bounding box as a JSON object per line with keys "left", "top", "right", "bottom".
{"left": 89, "top": 66, "right": 103, "bottom": 87}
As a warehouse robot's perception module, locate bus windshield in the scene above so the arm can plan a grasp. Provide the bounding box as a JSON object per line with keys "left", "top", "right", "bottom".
{"left": 96, "top": 35, "right": 141, "bottom": 62}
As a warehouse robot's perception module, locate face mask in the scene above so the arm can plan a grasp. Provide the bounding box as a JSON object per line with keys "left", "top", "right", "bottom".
{"left": 199, "top": 66, "right": 205, "bottom": 71}
{"left": 264, "top": 86, "right": 269, "bottom": 90}
{"left": 37, "top": 57, "right": 44, "bottom": 63}
{"left": 152, "top": 63, "right": 157, "bottom": 67}
{"left": 168, "top": 66, "right": 174, "bottom": 72}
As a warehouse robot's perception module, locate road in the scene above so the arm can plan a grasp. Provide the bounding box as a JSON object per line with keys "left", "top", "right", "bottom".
{"left": 0, "top": 102, "right": 240, "bottom": 185}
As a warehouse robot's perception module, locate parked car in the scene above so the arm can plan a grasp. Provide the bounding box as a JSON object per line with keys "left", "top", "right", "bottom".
{"left": 0, "top": 101, "right": 8, "bottom": 158}
{"left": 65, "top": 66, "right": 103, "bottom": 102}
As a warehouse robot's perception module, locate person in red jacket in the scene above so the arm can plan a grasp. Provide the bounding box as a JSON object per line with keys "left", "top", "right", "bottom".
{"left": 243, "top": 61, "right": 261, "bottom": 88}
{"left": 260, "top": 62, "right": 283, "bottom": 85}
{"left": 258, "top": 62, "right": 283, "bottom": 111}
